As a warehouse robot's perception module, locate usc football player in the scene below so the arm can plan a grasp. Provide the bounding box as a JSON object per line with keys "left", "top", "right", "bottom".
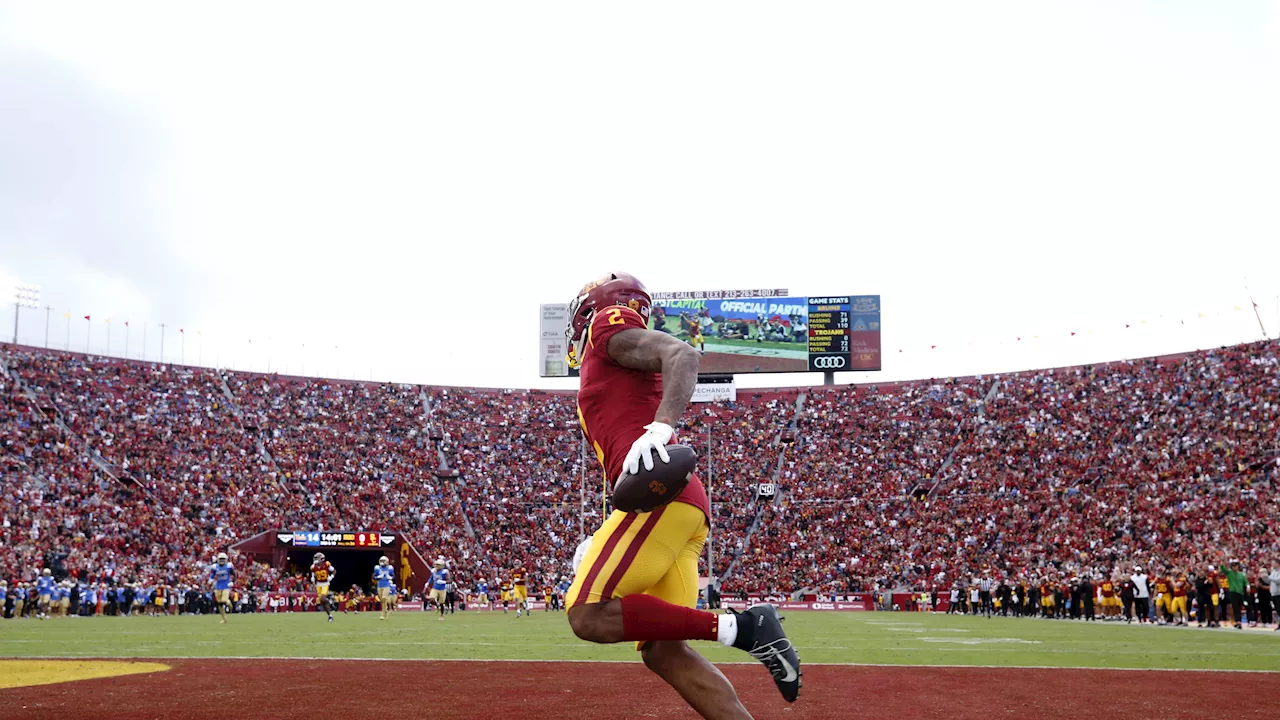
{"left": 311, "top": 552, "right": 337, "bottom": 622}
{"left": 563, "top": 272, "right": 801, "bottom": 720}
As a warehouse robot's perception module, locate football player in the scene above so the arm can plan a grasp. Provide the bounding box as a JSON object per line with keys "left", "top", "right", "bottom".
{"left": 14, "top": 583, "right": 28, "bottom": 618}
{"left": 0, "top": 580, "right": 7, "bottom": 619}
{"left": 428, "top": 559, "right": 449, "bottom": 619}
{"left": 687, "top": 319, "right": 705, "bottom": 352}
{"left": 563, "top": 272, "right": 801, "bottom": 717}
{"left": 499, "top": 578, "right": 511, "bottom": 614}
{"left": 373, "top": 556, "right": 395, "bottom": 620}
{"left": 1153, "top": 572, "right": 1172, "bottom": 624}
{"left": 311, "top": 552, "right": 337, "bottom": 622}
{"left": 474, "top": 578, "right": 490, "bottom": 613}
{"left": 556, "top": 575, "right": 572, "bottom": 612}
{"left": 35, "top": 569, "right": 55, "bottom": 620}
{"left": 512, "top": 565, "right": 528, "bottom": 617}
{"left": 208, "top": 552, "right": 235, "bottom": 624}
{"left": 56, "top": 580, "right": 72, "bottom": 617}
{"left": 1171, "top": 571, "right": 1190, "bottom": 626}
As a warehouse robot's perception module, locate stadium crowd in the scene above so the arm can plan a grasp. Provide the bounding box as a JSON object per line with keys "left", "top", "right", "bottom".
{"left": 3, "top": 340, "right": 1278, "bottom": 624}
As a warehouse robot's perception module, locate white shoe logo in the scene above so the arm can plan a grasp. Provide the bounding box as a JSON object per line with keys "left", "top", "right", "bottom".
{"left": 749, "top": 637, "right": 797, "bottom": 684}
{"left": 776, "top": 655, "right": 798, "bottom": 683}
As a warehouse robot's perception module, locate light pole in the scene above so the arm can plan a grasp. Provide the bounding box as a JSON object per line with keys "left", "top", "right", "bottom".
{"left": 12, "top": 284, "right": 40, "bottom": 344}
{"left": 706, "top": 425, "right": 713, "bottom": 583}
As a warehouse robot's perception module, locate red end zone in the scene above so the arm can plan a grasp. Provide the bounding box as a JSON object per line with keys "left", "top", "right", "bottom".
{"left": 4, "top": 659, "right": 1278, "bottom": 720}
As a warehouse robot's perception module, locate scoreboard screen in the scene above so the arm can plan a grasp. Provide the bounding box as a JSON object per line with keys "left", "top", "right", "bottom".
{"left": 649, "top": 293, "right": 880, "bottom": 375}
{"left": 277, "top": 531, "right": 393, "bottom": 548}
{"left": 806, "top": 296, "right": 881, "bottom": 372}
{"left": 539, "top": 291, "right": 880, "bottom": 376}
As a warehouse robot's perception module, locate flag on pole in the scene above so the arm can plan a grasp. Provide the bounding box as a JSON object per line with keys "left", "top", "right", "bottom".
{"left": 84, "top": 315, "right": 90, "bottom": 321}
{"left": 180, "top": 328, "right": 184, "bottom": 334}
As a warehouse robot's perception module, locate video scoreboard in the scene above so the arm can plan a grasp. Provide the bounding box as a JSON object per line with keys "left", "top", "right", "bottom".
{"left": 276, "top": 531, "right": 394, "bottom": 548}
{"left": 539, "top": 290, "right": 881, "bottom": 376}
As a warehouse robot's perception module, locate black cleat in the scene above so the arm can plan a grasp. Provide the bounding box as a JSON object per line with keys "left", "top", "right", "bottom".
{"left": 730, "top": 603, "right": 801, "bottom": 702}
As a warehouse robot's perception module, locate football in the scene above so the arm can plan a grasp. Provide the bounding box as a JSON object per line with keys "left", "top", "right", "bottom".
{"left": 611, "top": 444, "right": 697, "bottom": 513}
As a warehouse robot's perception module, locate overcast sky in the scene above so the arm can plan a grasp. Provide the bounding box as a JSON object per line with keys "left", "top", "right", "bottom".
{"left": 2, "top": 1, "right": 1277, "bottom": 390}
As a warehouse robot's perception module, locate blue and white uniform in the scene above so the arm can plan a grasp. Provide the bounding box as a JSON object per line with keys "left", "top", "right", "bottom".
{"left": 209, "top": 562, "right": 234, "bottom": 607}
{"left": 373, "top": 566, "right": 394, "bottom": 599}
{"left": 428, "top": 567, "right": 449, "bottom": 605}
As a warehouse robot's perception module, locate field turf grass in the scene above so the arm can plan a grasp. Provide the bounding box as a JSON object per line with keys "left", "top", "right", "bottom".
{"left": 4, "top": 610, "right": 1280, "bottom": 719}
{"left": 3, "top": 608, "right": 1279, "bottom": 669}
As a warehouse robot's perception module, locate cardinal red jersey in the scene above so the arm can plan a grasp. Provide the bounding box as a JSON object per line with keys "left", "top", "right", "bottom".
{"left": 576, "top": 305, "right": 710, "bottom": 519}
{"left": 311, "top": 562, "right": 333, "bottom": 582}
{"left": 1100, "top": 581, "right": 1115, "bottom": 597}
{"left": 512, "top": 569, "right": 526, "bottom": 587}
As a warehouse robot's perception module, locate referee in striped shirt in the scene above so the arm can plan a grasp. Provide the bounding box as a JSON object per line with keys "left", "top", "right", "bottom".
{"left": 979, "top": 576, "right": 995, "bottom": 617}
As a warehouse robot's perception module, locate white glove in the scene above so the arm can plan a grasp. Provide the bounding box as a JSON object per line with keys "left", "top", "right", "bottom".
{"left": 622, "top": 421, "right": 674, "bottom": 475}
{"left": 572, "top": 537, "right": 593, "bottom": 574}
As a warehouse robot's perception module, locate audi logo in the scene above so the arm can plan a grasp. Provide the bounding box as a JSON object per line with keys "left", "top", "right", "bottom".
{"left": 813, "top": 356, "right": 847, "bottom": 369}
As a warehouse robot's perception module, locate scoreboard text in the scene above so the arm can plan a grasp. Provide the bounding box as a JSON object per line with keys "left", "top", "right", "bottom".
{"left": 278, "top": 531, "right": 392, "bottom": 548}
{"left": 807, "top": 296, "right": 881, "bottom": 372}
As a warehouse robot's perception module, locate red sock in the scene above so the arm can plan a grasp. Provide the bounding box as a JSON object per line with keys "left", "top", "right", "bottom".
{"left": 620, "top": 594, "right": 718, "bottom": 642}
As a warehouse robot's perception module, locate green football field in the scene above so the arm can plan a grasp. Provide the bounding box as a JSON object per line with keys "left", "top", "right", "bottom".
{"left": 3, "top": 610, "right": 1279, "bottom": 671}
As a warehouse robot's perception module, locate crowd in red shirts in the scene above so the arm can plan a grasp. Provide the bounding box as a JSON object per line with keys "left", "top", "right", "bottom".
{"left": 2, "top": 339, "right": 1276, "bottom": 603}
{"left": 733, "top": 342, "right": 1279, "bottom": 598}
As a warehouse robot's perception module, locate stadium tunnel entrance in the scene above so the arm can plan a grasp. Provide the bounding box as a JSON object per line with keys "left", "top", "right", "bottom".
{"left": 231, "top": 530, "right": 432, "bottom": 596}
{"left": 285, "top": 549, "right": 389, "bottom": 594}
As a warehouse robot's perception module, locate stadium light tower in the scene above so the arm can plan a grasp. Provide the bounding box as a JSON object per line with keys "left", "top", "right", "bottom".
{"left": 13, "top": 284, "right": 40, "bottom": 344}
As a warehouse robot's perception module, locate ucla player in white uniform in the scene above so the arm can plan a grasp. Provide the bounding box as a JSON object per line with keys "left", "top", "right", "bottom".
{"left": 373, "top": 556, "right": 395, "bottom": 620}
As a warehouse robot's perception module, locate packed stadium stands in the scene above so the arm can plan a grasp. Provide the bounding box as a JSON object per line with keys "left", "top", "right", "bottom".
{"left": 2, "top": 340, "right": 1277, "bottom": 609}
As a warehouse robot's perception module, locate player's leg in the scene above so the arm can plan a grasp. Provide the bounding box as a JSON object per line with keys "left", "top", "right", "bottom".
{"left": 635, "top": 529, "right": 752, "bottom": 719}
{"left": 641, "top": 641, "right": 751, "bottom": 720}
{"left": 567, "top": 505, "right": 800, "bottom": 704}
{"left": 566, "top": 507, "right": 714, "bottom": 645}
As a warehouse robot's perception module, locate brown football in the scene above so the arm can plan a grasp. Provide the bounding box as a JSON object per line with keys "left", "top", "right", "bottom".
{"left": 611, "top": 444, "right": 697, "bottom": 513}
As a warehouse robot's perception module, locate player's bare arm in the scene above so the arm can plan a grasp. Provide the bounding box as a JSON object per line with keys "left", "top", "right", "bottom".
{"left": 606, "top": 327, "right": 700, "bottom": 427}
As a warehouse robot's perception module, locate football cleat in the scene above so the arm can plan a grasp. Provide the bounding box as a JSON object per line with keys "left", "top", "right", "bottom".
{"left": 730, "top": 604, "right": 801, "bottom": 703}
